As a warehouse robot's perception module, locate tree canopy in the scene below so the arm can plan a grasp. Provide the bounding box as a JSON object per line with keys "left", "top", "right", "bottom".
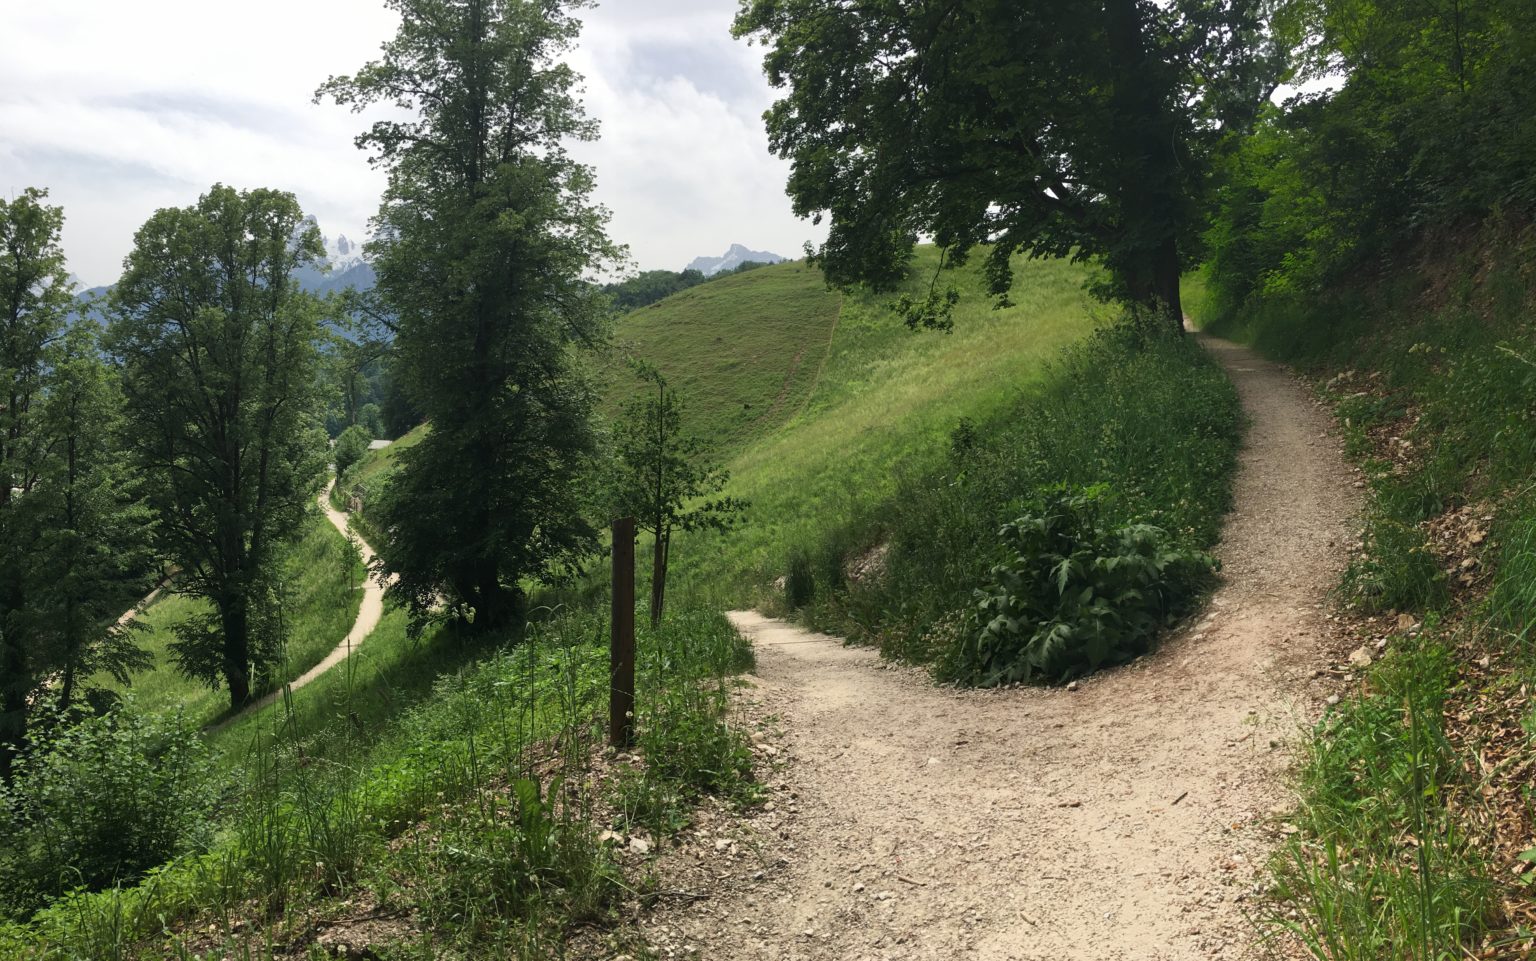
{"left": 109, "top": 185, "right": 327, "bottom": 707}
{"left": 734, "top": 0, "right": 1284, "bottom": 326}
{"left": 320, "top": 0, "right": 619, "bottom": 633}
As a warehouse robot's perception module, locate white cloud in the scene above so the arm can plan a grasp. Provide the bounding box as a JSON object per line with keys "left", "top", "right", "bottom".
{"left": 0, "top": 0, "right": 820, "bottom": 286}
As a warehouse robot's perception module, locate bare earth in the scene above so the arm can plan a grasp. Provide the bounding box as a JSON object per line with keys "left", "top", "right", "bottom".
{"left": 641, "top": 335, "right": 1360, "bottom": 960}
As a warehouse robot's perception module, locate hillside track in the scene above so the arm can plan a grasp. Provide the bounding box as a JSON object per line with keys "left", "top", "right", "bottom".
{"left": 209, "top": 484, "right": 387, "bottom": 731}
{"left": 658, "top": 335, "right": 1358, "bottom": 960}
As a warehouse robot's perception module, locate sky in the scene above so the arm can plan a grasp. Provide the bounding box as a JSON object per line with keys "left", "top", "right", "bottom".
{"left": 0, "top": 0, "right": 821, "bottom": 286}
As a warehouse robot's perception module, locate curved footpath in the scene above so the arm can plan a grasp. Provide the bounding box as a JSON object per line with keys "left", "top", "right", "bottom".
{"left": 211, "top": 484, "right": 386, "bottom": 730}
{"left": 646, "top": 334, "right": 1360, "bottom": 960}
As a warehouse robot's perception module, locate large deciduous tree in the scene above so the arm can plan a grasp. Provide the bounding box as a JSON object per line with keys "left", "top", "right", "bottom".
{"left": 109, "top": 186, "right": 327, "bottom": 708}
{"left": 319, "top": 0, "right": 619, "bottom": 634}
{"left": 733, "top": 0, "right": 1285, "bottom": 327}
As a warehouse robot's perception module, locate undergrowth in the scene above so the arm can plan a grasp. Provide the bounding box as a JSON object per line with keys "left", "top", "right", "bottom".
{"left": 0, "top": 608, "right": 757, "bottom": 958}
{"left": 784, "top": 320, "right": 1242, "bottom": 683}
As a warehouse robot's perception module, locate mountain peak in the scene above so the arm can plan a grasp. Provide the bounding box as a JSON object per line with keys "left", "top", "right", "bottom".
{"left": 686, "top": 244, "right": 786, "bottom": 277}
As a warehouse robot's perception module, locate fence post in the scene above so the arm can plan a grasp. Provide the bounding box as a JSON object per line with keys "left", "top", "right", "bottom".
{"left": 610, "top": 516, "right": 637, "bottom": 749}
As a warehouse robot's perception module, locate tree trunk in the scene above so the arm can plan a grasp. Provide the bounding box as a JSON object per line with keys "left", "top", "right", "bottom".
{"left": 649, "top": 530, "right": 669, "bottom": 631}
{"left": 469, "top": 570, "right": 523, "bottom": 635}
{"left": 221, "top": 598, "right": 252, "bottom": 708}
{"left": 1104, "top": 0, "right": 1185, "bottom": 333}
{"left": 56, "top": 664, "right": 76, "bottom": 716}
{"left": 1151, "top": 235, "right": 1184, "bottom": 331}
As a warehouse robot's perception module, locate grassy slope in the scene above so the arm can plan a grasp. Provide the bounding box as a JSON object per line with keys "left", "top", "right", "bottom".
{"left": 338, "top": 259, "right": 843, "bottom": 514}
{"left": 604, "top": 259, "right": 843, "bottom": 453}
{"left": 101, "top": 508, "right": 364, "bottom": 728}
{"left": 669, "top": 249, "right": 1103, "bottom": 605}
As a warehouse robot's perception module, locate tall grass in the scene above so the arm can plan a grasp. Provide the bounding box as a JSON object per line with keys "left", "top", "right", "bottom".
{"left": 780, "top": 321, "right": 1243, "bottom": 674}
{"left": 6, "top": 606, "right": 756, "bottom": 958}
{"left": 1267, "top": 638, "right": 1498, "bottom": 959}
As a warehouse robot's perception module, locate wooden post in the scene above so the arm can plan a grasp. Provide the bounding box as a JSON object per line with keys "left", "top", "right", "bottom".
{"left": 610, "top": 516, "right": 636, "bottom": 749}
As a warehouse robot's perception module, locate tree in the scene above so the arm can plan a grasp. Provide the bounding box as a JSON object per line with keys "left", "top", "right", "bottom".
{"left": 0, "top": 190, "right": 151, "bottom": 779}
{"left": 109, "top": 186, "right": 327, "bottom": 708}
{"left": 1, "top": 188, "right": 75, "bottom": 777}
{"left": 28, "top": 323, "right": 154, "bottom": 716}
{"left": 319, "top": 0, "right": 619, "bottom": 633}
{"left": 732, "top": 0, "right": 1285, "bottom": 328}
{"left": 612, "top": 368, "right": 746, "bottom": 629}
{"left": 333, "top": 424, "right": 371, "bottom": 481}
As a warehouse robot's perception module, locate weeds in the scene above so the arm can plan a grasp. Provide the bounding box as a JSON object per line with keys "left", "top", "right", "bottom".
{"left": 5, "top": 606, "right": 757, "bottom": 959}
{"left": 787, "top": 320, "right": 1242, "bottom": 680}
{"left": 1267, "top": 639, "right": 1498, "bottom": 959}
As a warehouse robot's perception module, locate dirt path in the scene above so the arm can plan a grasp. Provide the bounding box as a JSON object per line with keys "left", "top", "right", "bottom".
{"left": 648, "top": 335, "right": 1359, "bottom": 960}
{"left": 212, "top": 485, "right": 387, "bottom": 729}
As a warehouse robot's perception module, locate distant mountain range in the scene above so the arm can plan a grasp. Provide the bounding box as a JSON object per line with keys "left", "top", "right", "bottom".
{"left": 292, "top": 217, "right": 377, "bottom": 296}
{"left": 68, "top": 236, "right": 786, "bottom": 316}
{"left": 686, "top": 244, "right": 786, "bottom": 276}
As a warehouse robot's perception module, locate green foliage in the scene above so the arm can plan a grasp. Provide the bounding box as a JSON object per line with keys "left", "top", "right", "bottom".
{"left": 0, "top": 708, "right": 215, "bottom": 917}
{"left": 1, "top": 188, "right": 153, "bottom": 778}
{"left": 5, "top": 604, "right": 755, "bottom": 957}
{"left": 610, "top": 367, "right": 746, "bottom": 627}
{"left": 1202, "top": 0, "right": 1536, "bottom": 317}
{"left": 320, "top": 0, "right": 617, "bottom": 635}
{"left": 734, "top": 0, "right": 1283, "bottom": 321}
{"left": 943, "top": 485, "right": 1216, "bottom": 686}
{"left": 331, "top": 425, "right": 371, "bottom": 481}
{"left": 109, "top": 185, "right": 329, "bottom": 708}
{"left": 783, "top": 322, "right": 1241, "bottom": 676}
{"left": 1267, "top": 639, "right": 1497, "bottom": 959}
{"left": 605, "top": 268, "right": 708, "bottom": 312}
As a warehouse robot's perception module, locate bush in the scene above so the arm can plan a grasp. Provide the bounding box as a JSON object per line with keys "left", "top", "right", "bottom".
{"left": 332, "top": 424, "right": 372, "bottom": 481}
{"left": 940, "top": 485, "right": 1216, "bottom": 686}
{"left": 0, "top": 707, "right": 215, "bottom": 917}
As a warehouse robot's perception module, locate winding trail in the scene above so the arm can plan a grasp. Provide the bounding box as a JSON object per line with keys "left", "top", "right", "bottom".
{"left": 211, "top": 484, "right": 386, "bottom": 730}
{"left": 658, "top": 335, "right": 1359, "bottom": 960}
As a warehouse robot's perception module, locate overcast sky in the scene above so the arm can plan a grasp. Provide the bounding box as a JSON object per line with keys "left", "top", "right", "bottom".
{"left": 0, "top": 0, "right": 820, "bottom": 286}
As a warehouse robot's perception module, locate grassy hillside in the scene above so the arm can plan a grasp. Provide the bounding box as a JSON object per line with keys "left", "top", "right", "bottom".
{"left": 604, "top": 259, "right": 842, "bottom": 453}
{"left": 666, "top": 249, "right": 1105, "bottom": 604}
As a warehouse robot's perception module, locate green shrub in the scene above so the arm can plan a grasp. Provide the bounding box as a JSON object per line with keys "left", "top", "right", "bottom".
{"left": 332, "top": 424, "right": 372, "bottom": 482}
{"left": 941, "top": 485, "right": 1216, "bottom": 686}
{"left": 0, "top": 708, "right": 215, "bottom": 917}
{"left": 807, "top": 322, "right": 1241, "bottom": 674}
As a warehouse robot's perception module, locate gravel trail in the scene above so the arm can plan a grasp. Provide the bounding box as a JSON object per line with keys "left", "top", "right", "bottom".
{"left": 655, "top": 334, "right": 1358, "bottom": 960}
